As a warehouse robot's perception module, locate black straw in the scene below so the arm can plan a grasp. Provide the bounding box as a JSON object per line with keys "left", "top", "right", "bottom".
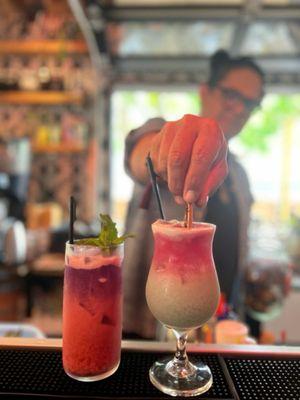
{"left": 69, "top": 196, "right": 76, "bottom": 244}
{"left": 146, "top": 154, "right": 165, "bottom": 220}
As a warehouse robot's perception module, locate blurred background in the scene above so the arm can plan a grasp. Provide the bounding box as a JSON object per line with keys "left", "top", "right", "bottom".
{"left": 0, "top": 0, "right": 299, "bottom": 344}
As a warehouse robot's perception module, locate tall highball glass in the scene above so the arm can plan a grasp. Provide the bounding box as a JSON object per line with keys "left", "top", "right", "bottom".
{"left": 146, "top": 220, "right": 220, "bottom": 397}
{"left": 63, "top": 242, "right": 123, "bottom": 381}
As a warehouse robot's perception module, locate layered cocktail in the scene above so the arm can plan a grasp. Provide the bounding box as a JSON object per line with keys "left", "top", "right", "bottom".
{"left": 63, "top": 242, "right": 123, "bottom": 381}
{"left": 146, "top": 220, "right": 219, "bottom": 330}
{"left": 146, "top": 219, "right": 220, "bottom": 396}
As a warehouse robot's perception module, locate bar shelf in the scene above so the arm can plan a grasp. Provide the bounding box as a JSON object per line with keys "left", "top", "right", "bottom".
{"left": 0, "top": 91, "right": 84, "bottom": 105}
{"left": 0, "top": 40, "right": 88, "bottom": 54}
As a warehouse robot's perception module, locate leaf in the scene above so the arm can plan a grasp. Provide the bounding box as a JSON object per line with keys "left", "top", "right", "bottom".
{"left": 76, "top": 214, "right": 134, "bottom": 252}
{"left": 111, "top": 233, "right": 135, "bottom": 246}
{"left": 76, "top": 238, "right": 99, "bottom": 246}
{"left": 98, "top": 214, "right": 118, "bottom": 247}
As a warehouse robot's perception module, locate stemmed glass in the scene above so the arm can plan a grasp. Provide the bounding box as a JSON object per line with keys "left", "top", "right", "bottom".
{"left": 146, "top": 220, "right": 220, "bottom": 397}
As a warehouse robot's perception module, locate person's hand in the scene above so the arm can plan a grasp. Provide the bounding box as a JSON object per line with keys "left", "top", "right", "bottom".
{"left": 149, "top": 114, "right": 228, "bottom": 207}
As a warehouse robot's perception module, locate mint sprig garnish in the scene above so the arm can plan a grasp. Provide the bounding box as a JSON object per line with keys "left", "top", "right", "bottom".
{"left": 77, "top": 214, "right": 134, "bottom": 252}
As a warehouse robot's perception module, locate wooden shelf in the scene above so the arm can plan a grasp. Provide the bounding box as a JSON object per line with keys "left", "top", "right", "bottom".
{"left": 0, "top": 40, "right": 88, "bottom": 54}
{"left": 0, "top": 91, "right": 84, "bottom": 105}
{"left": 32, "top": 143, "right": 85, "bottom": 153}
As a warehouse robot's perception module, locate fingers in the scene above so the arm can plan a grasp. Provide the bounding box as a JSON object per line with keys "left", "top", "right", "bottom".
{"left": 149, "top": 132, "right": 162, "bottom": 174}
{"left": 197, "top": 138, "right": 228, "bottom": 204}
{"left": 148, "top": 115, "right": 228, "bottom": 207}
{"left": 183, "top": 119, "right": 224, "bottom": 203}
{"left": 156, "top": 121, "right": 178, "bottom": 181}
{"left": 196, "top": 157, "right": 228, "bottom": 207}
{"left": 167, "top": 122, "right": 198, "bottom": 197}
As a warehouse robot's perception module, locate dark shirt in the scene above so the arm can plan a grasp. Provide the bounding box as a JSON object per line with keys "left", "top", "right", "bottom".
{"left": 205, "top": 173, "right": 239, "bottom": 302}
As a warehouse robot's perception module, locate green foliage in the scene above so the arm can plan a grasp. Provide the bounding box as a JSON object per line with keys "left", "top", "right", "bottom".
{"left": 112, "top": 91, "right": 300, "bottom": 154}
{"left": 148, "top": 92, "right": 160, "bottom": 109}
{"left": 289, "top": 213, "right": 300, "bottom": 233}
{"left": 77, "top": 214, "right": 134, "bottom": 252}
{"left": 238, "top": 95, "right": 300, "bottom": 153}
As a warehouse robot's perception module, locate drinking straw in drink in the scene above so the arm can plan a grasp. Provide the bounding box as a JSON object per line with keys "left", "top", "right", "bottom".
{"left": 146, "top": 154, "right": 165, "bottom": 220}
{"left": 69, "top": 196, "right": 76, "bottom": 244}
{"left": 184, "top": 203, "right": 193, "bottom": 229}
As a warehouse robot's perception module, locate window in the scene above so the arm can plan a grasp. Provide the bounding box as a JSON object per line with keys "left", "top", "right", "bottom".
{"left": 111, "top": 90, "right": 300, "bottom": 230}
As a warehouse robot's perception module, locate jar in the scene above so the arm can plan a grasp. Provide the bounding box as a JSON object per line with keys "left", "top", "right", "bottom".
{"left": 244, "top": 220, "right": 292, "bottom": 322}
{"left": 244, "top": 258, "right": 291, "bottom": 322}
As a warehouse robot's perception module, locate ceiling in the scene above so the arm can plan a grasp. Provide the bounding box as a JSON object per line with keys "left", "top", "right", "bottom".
{"left": 78, "top": 0, "right": 300, "bottom": 90}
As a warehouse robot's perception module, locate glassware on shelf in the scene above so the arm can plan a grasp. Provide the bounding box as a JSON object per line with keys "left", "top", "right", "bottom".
{"left": 146, "top": 220, "right": 220, "bottom": 397}
{"left": 38, "top": 64, "right": 52, "bottom": 91}
{"left": 0, "top": 54, "right": 94, "bottom": 95}
{"left": 244, "top": 258, "right": 292, "bottom": 322}
{"left": 18, "top": 59, "right": 40, "bottom": 91}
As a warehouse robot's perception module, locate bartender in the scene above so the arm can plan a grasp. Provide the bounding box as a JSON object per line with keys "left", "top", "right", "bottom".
{"left": 123, "top": 50, "right": 265, "bottom": 339}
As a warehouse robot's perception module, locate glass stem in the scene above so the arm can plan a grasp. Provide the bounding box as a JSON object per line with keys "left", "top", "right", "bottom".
{"left": 175, "top": 332, "right": 188, "bottom": 364}
{"left": 166, "top": 331, "right": 195, "bottom": 379}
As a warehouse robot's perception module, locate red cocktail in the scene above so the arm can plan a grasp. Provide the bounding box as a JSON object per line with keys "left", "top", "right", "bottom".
{"left": 63, "top": 242, "right": 123, "bottom": 381}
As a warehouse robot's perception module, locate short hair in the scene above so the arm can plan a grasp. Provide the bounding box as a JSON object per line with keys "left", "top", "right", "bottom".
{"left": 207, "top": 49, "right": 265, "bottom": 88}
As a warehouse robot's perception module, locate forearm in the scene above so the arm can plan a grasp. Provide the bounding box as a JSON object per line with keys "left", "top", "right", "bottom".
{"left": 128, "top": 132, "right": 158, "bottom": 184}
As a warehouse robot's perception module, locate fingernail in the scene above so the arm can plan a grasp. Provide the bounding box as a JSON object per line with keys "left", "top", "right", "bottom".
{"left": 184, "top": 190, "right": 197, "bottom": 203}
{"left": 199, "top": 195, "right": 209, "bottom": 207}
{"left": 174, "top": 196, "right": 185, "bottom": 205}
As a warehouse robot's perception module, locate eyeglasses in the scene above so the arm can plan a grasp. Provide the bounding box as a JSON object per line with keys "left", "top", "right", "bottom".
{"left": 216, "top": 85, "right": 262, "bottom": 112}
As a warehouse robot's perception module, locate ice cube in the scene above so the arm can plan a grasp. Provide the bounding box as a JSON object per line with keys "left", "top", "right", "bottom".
{"left": 101, "top": 314, "right": 115, "bottom": 326}
{"left": 79, "top": 301, "right": 97, "bottom": 317}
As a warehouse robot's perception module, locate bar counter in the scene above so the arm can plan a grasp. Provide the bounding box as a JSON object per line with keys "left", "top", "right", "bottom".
{"left": 0, "top": 338, "right": 299, "bottom": 399}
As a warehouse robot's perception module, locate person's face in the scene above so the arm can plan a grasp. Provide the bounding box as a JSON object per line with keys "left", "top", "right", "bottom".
{"left": 200, "top": 67, "right": 264, "bottom": 141}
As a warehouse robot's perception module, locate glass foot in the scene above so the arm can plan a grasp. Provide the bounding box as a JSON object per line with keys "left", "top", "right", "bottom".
{"left": 65, "top": 362, "right": 119, "bottom": 382}
{"left": 149, "top": 356, "right": 212, "bottom": 397}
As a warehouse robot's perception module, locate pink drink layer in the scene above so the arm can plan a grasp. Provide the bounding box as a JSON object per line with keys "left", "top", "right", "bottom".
{"left": 146, "top": 220, "right": 220, "bottom": 330}
{"left": 63, "top": 245, "right": 122, "bottom": 378}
